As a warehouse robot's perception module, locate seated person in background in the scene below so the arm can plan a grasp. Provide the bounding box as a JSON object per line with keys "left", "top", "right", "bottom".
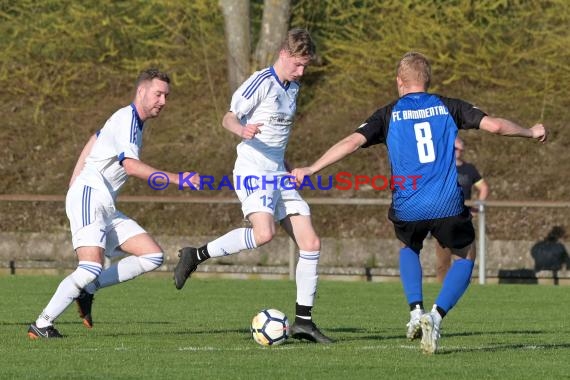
{"left": 531, "top": 226, "right": 569, "bottom": 272}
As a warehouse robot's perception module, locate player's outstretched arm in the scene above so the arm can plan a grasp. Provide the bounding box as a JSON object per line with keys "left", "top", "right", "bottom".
{"left": 69, "top": 134, "right": 97, "bottom": 187}
{"left": 292, "top": 132, "right": 366, "bottom": 184}
{"left": 122, "top": 158, "right": 200, "bottom": 189}
{"left": 222, "top": 111, "right": 262, "bottom": 140}
{"left": 479, "top": 116, "right": 548, "bottom": 142}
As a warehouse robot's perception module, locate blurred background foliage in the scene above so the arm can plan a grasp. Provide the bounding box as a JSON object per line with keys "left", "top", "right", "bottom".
{"left": 0, "top": 0, "right": 568, "bottom": 239}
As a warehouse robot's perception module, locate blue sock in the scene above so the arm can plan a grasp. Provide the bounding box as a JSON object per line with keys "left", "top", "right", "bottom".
{"left": 435, "top": 258, "right": 474, "bottom": 313}
{"left": 399, "top": 247, "right": 423, "bottom": 305}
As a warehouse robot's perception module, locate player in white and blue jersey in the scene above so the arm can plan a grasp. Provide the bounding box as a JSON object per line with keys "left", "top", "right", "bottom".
{"left": 28, "top": 69, "right": 200, "bottom": 339}
{"left": 292, "top": 52, "right": 547, "bottom": 353}
{"left": 174, "top": 29, "right": 333, "bottom": 343}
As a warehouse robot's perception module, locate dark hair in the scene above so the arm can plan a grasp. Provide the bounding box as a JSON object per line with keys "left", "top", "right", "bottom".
{"left": 547, "top": 226, "right": 566, "bottom": 241}
{"left": 136, "top": 68, "right": 170, "bottom": 88}
{"left": 281, "top": 28, "right": 316, "bottom": 60}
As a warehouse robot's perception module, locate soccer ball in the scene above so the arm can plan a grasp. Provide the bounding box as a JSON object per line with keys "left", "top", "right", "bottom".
{"left": 250, "top": 308, "right": 289, "bottom": 346}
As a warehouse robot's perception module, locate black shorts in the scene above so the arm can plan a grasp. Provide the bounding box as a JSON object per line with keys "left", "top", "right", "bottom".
{"left": 388, "top": 206, "right": 475, "bottom": 253}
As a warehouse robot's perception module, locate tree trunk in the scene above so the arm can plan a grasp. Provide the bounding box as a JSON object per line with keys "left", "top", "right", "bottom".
{"left": 219, "top": 0, "right": 251, "bottom": 94}
{"left": 253, "top": 0, "right": 291, "bottom": 69}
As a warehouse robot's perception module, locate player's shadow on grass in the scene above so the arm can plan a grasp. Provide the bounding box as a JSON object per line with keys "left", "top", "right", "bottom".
{"left": 324, "top": 326, "right": 405, "bottom": 342}
{"left": 9, "top": 321, "right": 248, "bottom": 338}
{"left": 438, "top": 342, "right": 570, "bottom": 355}
{"left": 313, "top": 327, "right": 549, "bottom": 343}
{"left": 8, "top": 321, "right": 181, "bottom": 327}
{"left": 443, "top": 329, "right": 544, "bottom": 338}
{"left": 94, "top": 326, "right": 249, "bottom": 337}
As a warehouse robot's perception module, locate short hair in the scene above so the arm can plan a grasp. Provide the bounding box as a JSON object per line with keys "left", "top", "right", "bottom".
{"left": 280, "top": 28, "right": 316, "bottom": 60}
{"left": 397, "top": 52, "right": 431, "bottom": 90}
{"left": 547, "top": 226, "right": 566, "bottom": 241}
{"left": 135, "top": 68, "right": 170, "bottom": 89}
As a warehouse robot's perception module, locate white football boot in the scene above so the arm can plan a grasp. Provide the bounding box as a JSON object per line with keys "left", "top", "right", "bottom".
{"left": 406, "top": 305, "right": 424, "bottom": 340}
{"left": 420, "top": 308, "right": 442, "bottom": 354}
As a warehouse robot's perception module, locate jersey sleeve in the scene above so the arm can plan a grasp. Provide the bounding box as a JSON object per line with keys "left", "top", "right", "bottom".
{"left": 112, "top": 110, "right": 141, "bottom": 164}
{"left": 439, "top": 96, "right": 487, "bottom": 130}
{"left": 230, "top": 69, "right": 272, "bottom": 120}
{"left": 467, "top": 163, "right": 482, "bottom": 184}
{"left": 354, "top": 103, "right": 393, "bottom": 148}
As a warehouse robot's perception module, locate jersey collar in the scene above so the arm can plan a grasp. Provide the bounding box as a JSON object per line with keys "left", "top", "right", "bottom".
{"left": 130, "top": 103, "right": 144, "bottom": 130}
{"left": 270, "top": 66, "right": 291, "bottom": 91}
{"left": 402, "top": 91, "right": 428, "bottom": 99}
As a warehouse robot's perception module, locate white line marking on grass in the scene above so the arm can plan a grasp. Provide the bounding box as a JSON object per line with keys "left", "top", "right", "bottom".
{"left": 177, "top": 344, "right": 331, "bottom": 352}
{"left": 178, "top": 346, "right": 219, "bottom": 351}
{"left": 399, "top": 345, "right": 419, "bottom": 350}
{"left": 359, "top": 345, "right": 419, "bottom": 350}
{"left": 115, "top": 343, "right": 128, "bottom": 351}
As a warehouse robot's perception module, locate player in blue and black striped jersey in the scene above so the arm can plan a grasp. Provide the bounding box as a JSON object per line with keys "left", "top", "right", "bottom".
{"left": 292, "top": 52, "right": 547, "bottom": 354}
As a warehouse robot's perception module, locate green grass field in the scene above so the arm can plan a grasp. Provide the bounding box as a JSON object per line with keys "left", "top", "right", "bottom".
{"left": 1, "top": 275, "right": 568, "bottom": 379}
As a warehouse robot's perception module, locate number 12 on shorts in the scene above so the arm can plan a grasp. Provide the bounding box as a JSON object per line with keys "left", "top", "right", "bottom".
{"left": 260, "top": 195, "right": 274, "bottom": 209}
{"left": 414, "top": 122, "right": 436, "bottom": 163}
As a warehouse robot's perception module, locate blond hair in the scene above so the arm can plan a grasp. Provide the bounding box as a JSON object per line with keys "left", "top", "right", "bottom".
{"left": 397, "top": 52, "right": 431, "bottom": 90}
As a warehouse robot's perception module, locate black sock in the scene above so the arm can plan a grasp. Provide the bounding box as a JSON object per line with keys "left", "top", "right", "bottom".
{"left": 196, "top": 245, "right": 210, "bottom": 263}
{"left": 409, "top": 302, "right": 424, "bottom": 311}
{"left": 436, "top": 306, "right": 446, "bottom": 319}
{"left": 295, "top": 303, "right": 312, "bottom": 324}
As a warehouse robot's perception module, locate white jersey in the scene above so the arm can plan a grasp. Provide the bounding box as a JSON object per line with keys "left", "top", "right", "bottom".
{"left": 74, "top": 104, "right": 143, "bottom": 200}
{"left": 231, "top": 67, "right": 300, "bottom": 173}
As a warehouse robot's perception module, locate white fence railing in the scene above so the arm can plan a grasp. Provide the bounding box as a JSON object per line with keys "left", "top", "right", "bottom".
{"left": 1, "top": 194, "right": 568, "bottom": 283}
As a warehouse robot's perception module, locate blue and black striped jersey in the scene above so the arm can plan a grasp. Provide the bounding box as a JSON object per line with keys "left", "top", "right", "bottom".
{"left": 356, "top": 92, "right": 486, "bottom": 221}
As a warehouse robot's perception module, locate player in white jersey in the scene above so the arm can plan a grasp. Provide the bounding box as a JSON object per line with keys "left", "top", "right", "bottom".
{"left": 174, "top": 28, "right": 333, "bottom": 343}
{"left": 28, "top": 69, "right": 200, "bottom": 339}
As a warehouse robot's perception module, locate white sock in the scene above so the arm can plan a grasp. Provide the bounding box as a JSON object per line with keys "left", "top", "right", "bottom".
{"left": 431, "top": 304, "right": 443, "bottom": 325}
{"left": 206, "top": 228, "right": 257, "bottom": 258}
{"left": 295, "top": 250, "right": 320, "bottom": 307}
{"left": 410, "top": 304, "right": 424, "bottom": 320}
{"left": 36, "top": 261, "right": 102, "bottom": 328}
{"left": 86, "top": 253, "right": 163, "bottom": 292}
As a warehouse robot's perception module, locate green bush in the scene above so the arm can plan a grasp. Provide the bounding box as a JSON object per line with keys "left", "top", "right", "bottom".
{"left": 0, "top": 0, "right": 567, "bottom": 238}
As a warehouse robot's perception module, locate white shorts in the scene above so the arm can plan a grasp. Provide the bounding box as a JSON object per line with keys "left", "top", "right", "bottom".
{"left": 233, "top": 171, "right": 310, "bottom": 221}
{"left": 66, "top": 184, "right": 146, "bottom": 253}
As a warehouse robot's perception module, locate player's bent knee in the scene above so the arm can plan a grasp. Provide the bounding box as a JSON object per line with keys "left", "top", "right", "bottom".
{"left": 300, "top": 237, "right": 320, "bottom": 252}
{"left": 466, "top": 243, "right": 477, "bottom": 260}
{"left": 74, "top": 262, "right": 103, "bottom": 288}
{"left": 451, "top": 244, "right": 472, "bottom": 259}
{"left": 254, "top": 230, "right": 275, "bottom": 246}
{"left": 139, "top": 252, "right": 164, "bottom": 272}
{"left": 74, "top": 272, "right": 100, "bottom": 289}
